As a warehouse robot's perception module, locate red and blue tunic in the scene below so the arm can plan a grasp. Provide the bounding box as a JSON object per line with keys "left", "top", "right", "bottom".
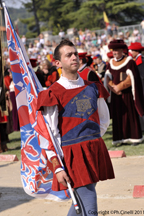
{"left": 37, "top": 80, "right": 115, "bottom": 191}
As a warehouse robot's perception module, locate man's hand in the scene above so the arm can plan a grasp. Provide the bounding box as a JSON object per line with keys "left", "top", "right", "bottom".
{"left": 56, "top": 170, "right": 71, "bottom": 187}
{"left": 107, "top": 77, "right": 122, "bottom": 95}
{"left": 108, "top": 82, "right": 122, "bottom": 95}
{"left": 112, "top": 84, "right": 122, "bottom": 95}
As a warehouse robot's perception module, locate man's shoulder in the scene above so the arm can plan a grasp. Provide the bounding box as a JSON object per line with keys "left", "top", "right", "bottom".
{"left": 109, "top": 56, "right": 133, "bottom": 69}
{"left": 48, "top": 81, "right": 59, "bottom": 91}
{"left": 79, "top": 64, "right": 88, "bottom": 72}
{"left": 99, "top": 62, "right": 106, "bottom": 69}
{"left": 136, "top": 55, "right": 144, "bottom": 67}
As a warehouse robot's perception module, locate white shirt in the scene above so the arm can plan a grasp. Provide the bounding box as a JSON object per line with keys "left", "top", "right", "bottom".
{"left": 59, "top": 31, "right": 65, "bottom": 38}
{"left": 78, "top": 63, "right": 87, "bottom": 71}
{"left": 43, "top": 75, "right": 110, "bottom": 171}
{"left": 136, "top": 53, "right": 141, "bottom": 60}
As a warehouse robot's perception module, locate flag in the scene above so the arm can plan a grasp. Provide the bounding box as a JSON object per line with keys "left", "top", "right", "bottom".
{"left": 103, "top": 11, "right": 109, "bottom": 27}
{"left": 3, "top": 3, "right": 70, "bottom": 201}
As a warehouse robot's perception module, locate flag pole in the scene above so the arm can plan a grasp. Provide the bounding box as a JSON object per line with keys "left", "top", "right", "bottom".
{"left": 2, "top": 1, "right": 80, "bottom": 214}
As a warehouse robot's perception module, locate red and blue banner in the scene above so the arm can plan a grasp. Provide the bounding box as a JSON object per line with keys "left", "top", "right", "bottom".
{"left": 3, "top": 3, "right": 70, "bottom": 201}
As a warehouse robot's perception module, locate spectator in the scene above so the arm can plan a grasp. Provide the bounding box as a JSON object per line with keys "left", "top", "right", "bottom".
{"left": 118, "top": 32, "right": 124, "bottom": 40}
{"left": 4, "top": 68, "right": 13, "bottom": 144}
{"left": 112, "top": 24, "right": 118, "bottom": 36}
{"left": 27, "top": 43, "right": 34, "bottom": 57}
{"left": 59, "top": 29, "right": 65, "bottom": 40}
{"left": 92, "top": 56, "right": 98, "bottom": 72}
{"left": 3, "top": 47, "right": 8, "bottom": 57}
{"left": 78, "top": 52, "right": 100, "bottom": 82}
{"left": 128, "top": 42, "right": 144, "bottom": 131}
{"left": 104, "top": 39, "right": 144, "bottom": 146}
{"left": 9, "top": 70, "right": 20, "bottom": 131}
{"left": 36, "top": 59, "right": 59, "bottom": 88}
{"left": 107, "top": 24, "right": 112, "bottom": 36}
{"left": 96, "top": 54, "right": 106, "bottom": 82}
{"left": 0, "top": 67, "right": 9, "bottom": 153}
{"left": 21, "top": 35, "right": 26, "bottom": 46}
{"left": 97, "top": 35, "right": 102, "bottom": 45}
{"left": 78, "top": 28, "right": 85, "bottom": 42}
{"left": 39, "top": 33, "right": 45, "bottom": 47}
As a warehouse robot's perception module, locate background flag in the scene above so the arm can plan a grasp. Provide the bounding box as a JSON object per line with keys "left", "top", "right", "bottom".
{"left": 103, "top": 11, "right": 109, "bottom": 27}
{"left": 3, "top": 3, "right": 70, "bottom": 201}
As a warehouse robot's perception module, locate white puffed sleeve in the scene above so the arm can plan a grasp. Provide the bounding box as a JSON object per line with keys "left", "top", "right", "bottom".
{"left": 97, "top": 98, "right": 110, "bottom": 136}
{"left": 42, "top": 105, "right": 63, "bottom": 161}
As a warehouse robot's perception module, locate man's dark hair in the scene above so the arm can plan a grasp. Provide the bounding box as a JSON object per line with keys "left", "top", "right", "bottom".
{"left": 54, "top": 39, "right": 75, "bottom": 60}
{"left": 81, "top": 57, "right": 87, "bottom": 64}
{"left": 97, "top": 55, "right": 102, "bottom": 60}
{"left": 86, "top": 56, "right": 93, "bottom": 66}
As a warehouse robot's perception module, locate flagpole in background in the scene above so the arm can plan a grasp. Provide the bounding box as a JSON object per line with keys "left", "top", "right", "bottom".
{"left": 103, "top": 11, "right": 109, "bottom": 28}
{"left": 2, "top": 1, "right": 80, "bottom": 214}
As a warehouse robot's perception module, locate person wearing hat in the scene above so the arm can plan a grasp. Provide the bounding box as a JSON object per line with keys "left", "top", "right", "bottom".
{"left": 78, "top": 52, "right": 100, "bottom": 82}
{"left": 128, "top": 42, "right": 144, "bottom": 131}
{"left": 85, "top": 54, "right": 93, "bottom": 68}
{"left": 107, "top": 51, "right": 113, "bottom": 61}
{"left": 104, "top": 39, "right": 144, "bottom": 146}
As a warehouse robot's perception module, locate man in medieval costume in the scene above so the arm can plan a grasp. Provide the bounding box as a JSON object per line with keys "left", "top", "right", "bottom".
{"left": 128, "top": 42, "right": 144, "bottom": 131}
{"left": 78, "top": 52, "right": 100, "bottom": 82}
{"left": 104, "top": 39, "right": 144, "bottom": 146}
{"left": 37, "top": 39, "right": 114, "bottom": 215}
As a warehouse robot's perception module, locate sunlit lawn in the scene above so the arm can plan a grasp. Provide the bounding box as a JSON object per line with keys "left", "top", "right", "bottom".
{"left": 2, "top": 131, "right": 21, "bottom": 160}
{"left": 103, "top": 121, "right": 144, "bottom": 156}
{"left": 1, "top": 120, "right": 144, "bottom": 160}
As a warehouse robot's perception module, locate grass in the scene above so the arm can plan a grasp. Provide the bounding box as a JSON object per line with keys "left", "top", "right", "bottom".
{"left": 1, "top": 120, "right": 144, "bottom": 160}
{"left": 103, "top": 121, "right": 144, "bottom": 156}
{"left": 2, "top": 131, "right": 21, "bottom": 160}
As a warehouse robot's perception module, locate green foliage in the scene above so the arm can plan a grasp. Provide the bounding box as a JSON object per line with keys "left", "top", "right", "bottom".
{"left": 22, "top": 0, "right": 41, "bottom": 37}
{"left": 4, "top": 131, "right": 21, "bottom": 160}
{"left": 71, "top": 0, "right": 144, "bottom": 29}
{"left": 7, "top": 7, "right": 33, "bottom": 36}
{"left": 106, "top": 1, "right": 144, "bottom": 25}
{"left": 25, "top": 31, "right": 38, "bottom": 39}
{"left": 20, "top": 16, "right": 37, "bottom": 38}
{"left": 21, "top": 0, "right": 82, "bottom": 35}
{"left": 21, "top": 0, "right": 144, "bottom": 36}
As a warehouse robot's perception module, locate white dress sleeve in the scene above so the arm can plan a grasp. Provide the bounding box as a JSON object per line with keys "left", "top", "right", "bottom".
{"left": 42, "top": 105, "right": 63, "bottom": 162}
{"left": 97, "top": 98, "right": 110, "bottom": 137}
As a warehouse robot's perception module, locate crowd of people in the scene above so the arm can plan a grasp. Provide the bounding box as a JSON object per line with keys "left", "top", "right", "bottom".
{"left": 0, "top": 24, "right": 144, "bottom": 153}
{"left": 0, "top": 20, "right": 144, "bottom": 215}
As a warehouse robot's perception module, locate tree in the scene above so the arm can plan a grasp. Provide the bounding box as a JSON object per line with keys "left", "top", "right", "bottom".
{"left": 22, "top": 0, "right": 41, "bottom": 37}
{"left": 22, "top": 0, "right": 82, "bottom": 36}
{"left": 69, "top": 0, "right": 144, "bottom": 30}
{"left": 21, "top": 0, "right": 144, "bottom": 37}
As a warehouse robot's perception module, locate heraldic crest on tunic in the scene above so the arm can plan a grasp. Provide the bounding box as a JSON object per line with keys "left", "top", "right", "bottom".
{"left": 71, "top": 95, "right": 93, "bottom": 116}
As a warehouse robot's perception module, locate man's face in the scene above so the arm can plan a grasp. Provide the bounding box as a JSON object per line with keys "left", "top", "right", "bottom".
{"left": 55, "top": 45, "right": 79, "bottom": 74}
{"left": 96, "top": 58, "right": 102, "bottom": 65}
{"left": 131, "top": 50, "right": 139, "bottom": 58}
{"left": 42, "top": 64, "right": 49, "bottom": 74}
{"left": 112, "top": 49, "right": 123, "bottom": 59}
{"left": 93, "top": 58, "right": 97, "bottom": 64}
